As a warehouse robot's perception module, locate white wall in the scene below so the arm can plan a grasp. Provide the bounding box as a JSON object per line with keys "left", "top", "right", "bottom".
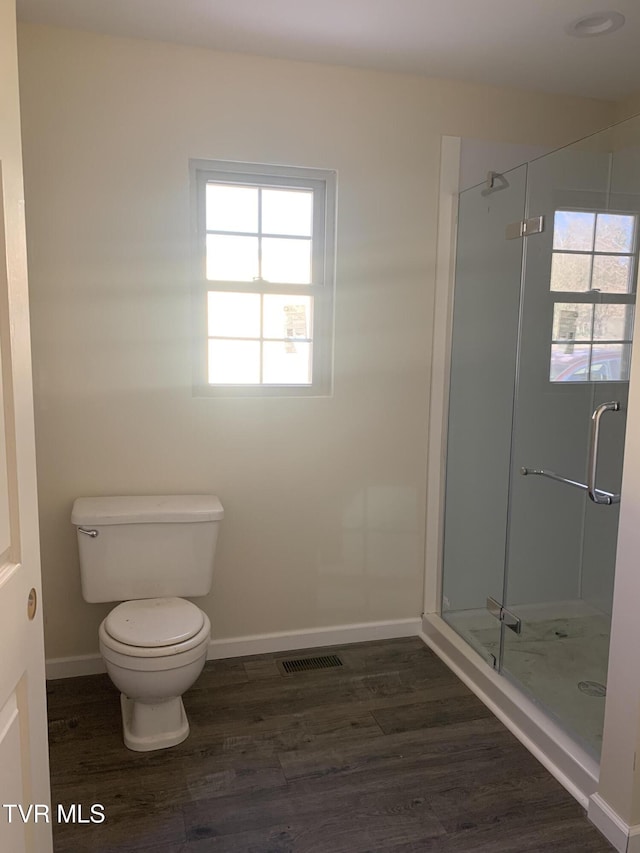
{"left": 16, "top": 22, "right": 615, "bottom": 661}
{"left": 593, "top": 116, "right": 640, "bottom": 842}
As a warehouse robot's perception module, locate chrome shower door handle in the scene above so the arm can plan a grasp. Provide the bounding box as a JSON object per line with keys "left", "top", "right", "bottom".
{"left": 588, "top": 401, "right": 620, "bottom": 505}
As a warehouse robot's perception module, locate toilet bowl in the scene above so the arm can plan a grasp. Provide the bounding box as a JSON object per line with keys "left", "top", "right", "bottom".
{"left": 98, "top": 597, "right": 211, "bottom": 751}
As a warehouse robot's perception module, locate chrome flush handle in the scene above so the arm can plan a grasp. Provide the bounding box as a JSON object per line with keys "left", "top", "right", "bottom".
{"left": 78, "top": 527, "right": 99, "bottom": 538}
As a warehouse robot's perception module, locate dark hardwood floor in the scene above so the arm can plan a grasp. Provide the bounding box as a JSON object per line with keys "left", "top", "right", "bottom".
{"left": 46, "top": 637, "right": 614, "bottom": 852}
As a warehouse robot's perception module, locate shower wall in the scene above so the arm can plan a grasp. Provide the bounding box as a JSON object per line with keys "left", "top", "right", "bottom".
{"left": 506, "top": 147, "right": 612, "bottom": 609}
{"left": 442, "top": 164, "right": 526, "bottom": 614}
{"left": 442, "top": 116, "right": 640, "bottom": 756}
{"left": 443, "top": 135, "right": 638, "bottom": 616}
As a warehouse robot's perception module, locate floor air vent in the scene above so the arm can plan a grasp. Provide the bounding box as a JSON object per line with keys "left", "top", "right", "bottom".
{"left": 278, "top": 654, "right": 343, "bottom": 675}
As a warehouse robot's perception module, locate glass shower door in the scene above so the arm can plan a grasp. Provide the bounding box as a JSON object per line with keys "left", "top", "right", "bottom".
{"left": 441, "top": 165, "right": 527, "bottom": 666}
{"left": 502, "top": 122, "right": 638, "bottom": 756}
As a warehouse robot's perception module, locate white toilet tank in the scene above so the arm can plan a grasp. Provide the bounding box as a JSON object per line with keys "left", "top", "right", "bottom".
{"left": 71, "top": 495, "right": 224, "bottom": 603}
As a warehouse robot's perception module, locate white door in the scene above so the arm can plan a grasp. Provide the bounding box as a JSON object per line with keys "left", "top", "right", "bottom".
{"left": 0, "top": 0, "right": 53, "bottom": 851}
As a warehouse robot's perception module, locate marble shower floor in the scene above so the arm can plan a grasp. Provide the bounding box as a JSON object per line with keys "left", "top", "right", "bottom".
{"left": 444, "top": 602, "right": 611, "bottom": 756}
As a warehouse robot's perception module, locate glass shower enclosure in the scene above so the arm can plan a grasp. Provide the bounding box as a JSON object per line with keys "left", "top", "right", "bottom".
{"left": 441, "top": 115, "right": 639, "bottom": 757}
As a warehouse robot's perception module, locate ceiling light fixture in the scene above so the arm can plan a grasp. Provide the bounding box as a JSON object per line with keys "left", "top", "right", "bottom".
{"left": 566, "top": 11, "right": 625, "bottom": 37}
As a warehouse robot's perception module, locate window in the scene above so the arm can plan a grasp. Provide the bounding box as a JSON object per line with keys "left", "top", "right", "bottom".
{"left": 190, "top": 160, "right": 336, "bottom": 396}
{"left": 549, "top": 210, "right": 637, "bottom": 382}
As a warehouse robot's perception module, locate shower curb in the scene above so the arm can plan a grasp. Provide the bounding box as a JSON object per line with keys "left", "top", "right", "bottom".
{"left": 420, "top": 613, "right": 599, "bottom": 808}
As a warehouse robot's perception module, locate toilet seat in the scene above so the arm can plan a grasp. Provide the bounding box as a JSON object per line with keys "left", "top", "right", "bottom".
{"left": 105, "top": 597, "right": 205, "bottom": 647}
{"left": 100, "top": 600, "right": 211, "bottom": 667}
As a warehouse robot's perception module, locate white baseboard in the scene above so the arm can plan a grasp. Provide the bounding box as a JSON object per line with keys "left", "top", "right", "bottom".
{"left": 588, "top": 792, "right": 640, "bottom": 852}
{"left": 207, "top": 617, "right": 421, "bottom": 659}
{"left": 45, "top": 617, "right": 422, "bottom": 680}
{"left": 46, "top": 653, "right": 107, "bottom": 680}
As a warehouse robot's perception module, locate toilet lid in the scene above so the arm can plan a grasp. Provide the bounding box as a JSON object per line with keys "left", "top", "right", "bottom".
{"left": 104, "top": 598, "right": 205, "bottom": 648}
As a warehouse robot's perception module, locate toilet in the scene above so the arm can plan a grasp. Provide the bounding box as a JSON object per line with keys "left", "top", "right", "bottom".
{"left": 71, "top": 494, "right": 224, "bottom": 752}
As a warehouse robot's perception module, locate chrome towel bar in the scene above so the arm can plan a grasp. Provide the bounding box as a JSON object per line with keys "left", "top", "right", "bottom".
{"left": 520, "top": 467, "right": 620, "bottom": 504}
{"left": 521, "top": 400, "right": 621, "bottom": 506}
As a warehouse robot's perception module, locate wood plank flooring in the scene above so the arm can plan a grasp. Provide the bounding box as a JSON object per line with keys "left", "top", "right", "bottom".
{"left": 46, "top": 637, "right": 614, "bottom": 852}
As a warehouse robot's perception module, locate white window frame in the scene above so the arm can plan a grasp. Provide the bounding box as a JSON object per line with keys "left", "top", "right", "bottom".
{"left": 190, "top": 159, "right": 336, "bottom": 397}
{"left": 549, "top": 208, "right": 637, "bottom": 384}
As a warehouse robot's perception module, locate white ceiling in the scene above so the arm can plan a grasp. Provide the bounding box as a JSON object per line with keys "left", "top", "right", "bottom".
{"left": 16, "top": 0, "right": 640, "bottom": 101}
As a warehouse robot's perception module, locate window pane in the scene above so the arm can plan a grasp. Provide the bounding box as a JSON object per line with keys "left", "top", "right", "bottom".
{"left": 262, "top": 189, "right": 313, "bottom": 237}
{"left": 206, "top": 234, "right": 259, "bottom": 281}
{"left": 206, "top": 184, "right": 258, "bottom": 233}
{"left": 263, "top": 341, "right": 312, "bottom": 384}
{"left": 552, "top": 303, "right": 593, "bottom": 341}
{"left": 262, "top": 237, "right": 311, "bottom": 284}
{"left": 550, "top": 344, "right": 591, "bottom": 382}
{"left": 263, "top": 295, "right": 312, "bottom": 340}
{"left": 550, "top": 252, "right": 592, "bottom": 292}
{"left": 590, "top": 344, "right": 631, "bottom": 381}
{"left": 552, "top": 211, "right": 595, "bottom": 251}
{"left": 208, "top": 292, "right": 261, "bottom": 338}
{"left": 593, "top": 304, "right": 635, "bottom": 342}
{"left": 208, "top": 339, "right": 260, "bottom": 384}
{"left": 595, "top": 214, "right": 635, "bottom": 253}
{"left": 592, "top": 255, "right": 633, "bottom": 293}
